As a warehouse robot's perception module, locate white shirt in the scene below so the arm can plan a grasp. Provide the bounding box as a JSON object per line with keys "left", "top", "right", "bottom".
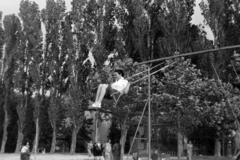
{"left": 21, "top": 146, "right": 29, "bottom": 153}
{"left": 111, "top": 77, "right": 128, "bottom": 92}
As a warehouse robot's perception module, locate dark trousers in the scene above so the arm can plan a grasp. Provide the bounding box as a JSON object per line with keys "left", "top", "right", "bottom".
{"left": 20, "top": 152, "right": 30, "bottom": 160}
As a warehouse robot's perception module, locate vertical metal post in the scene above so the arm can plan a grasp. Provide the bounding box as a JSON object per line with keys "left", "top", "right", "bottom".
{"left": 148, "top": 67, "right": 151, "bottom": 160}
{"left": 95, "top": 111, "right": 98, "bottom": 142}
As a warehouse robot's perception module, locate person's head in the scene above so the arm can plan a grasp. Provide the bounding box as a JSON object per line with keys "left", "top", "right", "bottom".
{"left": 113, "top": 69, "right": 124, "bottom": 79}
{"left": 22, "top": 141, "right": 29, "bottom": 148}
{"left": 26, "top": 142, "right": 30, "bottom": 148}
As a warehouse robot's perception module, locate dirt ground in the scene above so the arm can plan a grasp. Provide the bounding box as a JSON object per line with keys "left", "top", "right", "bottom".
{"left": 0, "top": 153, "right": 235, "bottom": 160}
{"left": 0, "top": 153, "right": 137, "bottom": 160}
{"left": 0, "top": 153, "right": 190, "bottom": 160}
{"left": 0, "top": 153, "right": 90, "bottom": 160}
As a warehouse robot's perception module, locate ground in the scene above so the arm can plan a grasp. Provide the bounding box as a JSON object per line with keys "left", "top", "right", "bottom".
{"left": 0, "top": 153, "right": 90, "bottom": 160}
{"left": 0, "top": 153, "right": 139, "bottom": 160}
{"left": 0, "top": 153, "right": 236, "bottom": 160}
{"left": 0, "top": 154, "right": 139, "bottom": 160}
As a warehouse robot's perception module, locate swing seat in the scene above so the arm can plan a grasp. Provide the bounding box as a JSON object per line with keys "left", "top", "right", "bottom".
{"left": 87, "top": 106, "right": 112, "bottom": 113}
{"left": 111, "top": 82, "right": 131, "bottom": 106}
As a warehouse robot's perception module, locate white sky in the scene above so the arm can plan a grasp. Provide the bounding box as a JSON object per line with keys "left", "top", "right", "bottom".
{"left": 0, "top": 0, "right": 214, "bottom": 40}
{"left": 0, "top": 0, "right": 72, "bottom": 17}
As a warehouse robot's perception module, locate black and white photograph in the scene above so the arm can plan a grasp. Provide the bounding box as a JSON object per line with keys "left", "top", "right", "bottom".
{"left": 0, "top": 0, "right": 240, "bottom": 160}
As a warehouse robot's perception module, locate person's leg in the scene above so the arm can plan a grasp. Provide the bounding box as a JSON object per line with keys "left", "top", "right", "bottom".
{"left": 95, "top": 84, "right": 104, "bottom": 102}
{"left": 93, "top": 84, "right": 108, "bottom": 107}
{"left": 88, "top": 149, "right": 91, "bottom": 158}
{"left": 95, "top": 84, "right": 108, "bottom": 104}
{"left": 20, "top": 153, "right": 23, "bottom": 160}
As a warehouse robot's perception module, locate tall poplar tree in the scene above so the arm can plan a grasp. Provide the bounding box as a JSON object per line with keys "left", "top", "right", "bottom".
{"left": 14, "top": 0, "right": 42, "bottom": 153}
{"left": 1, "top": 14, "right": 21, "bottom": 153}
{"left": 0, "top": 11, "right": 4, "bottom": 71}
{"left": 0, "top": 11, "right": 5, "bottom": 151}
{"left": 157, "top": 0, "right": 195, "bottom": 55}
{"left": 41, "top": 0, "right": 67, "bottom": 153}
{"left": 200, "top": 0, "right": 237, "bottom": 155}
{"left": 64, "top": 0, "right": 97, "bottom": 154}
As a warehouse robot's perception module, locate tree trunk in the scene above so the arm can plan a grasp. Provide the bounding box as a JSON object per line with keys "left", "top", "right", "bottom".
{"left": 32, "top": 118, "right": 40, "bottom": 154}
{"left": 15, "top": 121, "right": 24, "bottom": 153}
{"left": 120, "top": 124, "right": 128, "bottom": 160}
{"left": 50, "top": 126, "right": 57, "bottom": 153}
{"left": 177, "top": 131, "right": 183, "bottom": 160}
{"left": 177, "top": 111, "right": 183, "bottom": 160}
{"left": 214, "top": 138, "right": 221, "bottom": 156}
{"left": 70, "top": 127, "right": 79, "bottom": 154}
{"left": 15, "top": 98, "right": 28, "bottom": 153}
{"left": 0, "top": 103, "right": 9, "bottom": 153}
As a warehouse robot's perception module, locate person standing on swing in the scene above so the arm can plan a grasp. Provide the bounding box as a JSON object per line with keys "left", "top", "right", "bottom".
{"left": 92, "top": 69, "right": 129, "bottom": 108}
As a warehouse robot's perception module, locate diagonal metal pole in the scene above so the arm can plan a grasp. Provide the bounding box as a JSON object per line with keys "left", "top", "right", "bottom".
{"left": 137, "top": 45, "right": 240, "bottom": 65}
{"left": 148, "top": 66, "right": 151, "bottom": 160}
{"left": 95, "top": 111, "right": 98, "bottom": 142}
{"left": 127, "top": 98, "right": 149, "bottom": 160}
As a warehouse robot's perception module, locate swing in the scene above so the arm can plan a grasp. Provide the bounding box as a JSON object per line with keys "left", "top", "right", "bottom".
{"left": 87, "top": 106, "right": 112, "bottom": 113}
{"left": 109, "top": 62, "right": 166, "bottom": 99}
{"left": 110, "top": 82, "right": 131, "bottom": 102}
{"left": 89, "top": 76, "right": 131, "bottom": 103}
{"left": 110, "top": 61, "right": 177, "bottom": 107}
{"left": 89, "top": 60, "right": 176, "bottom": 109}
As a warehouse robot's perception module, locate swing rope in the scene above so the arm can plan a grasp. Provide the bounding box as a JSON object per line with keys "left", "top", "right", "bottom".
{"left": 131, "top": 61, "right": 177, "bottom": 84}
{"left": 231, "top": 60, "right": 240, "bottom": 81}
{"left": 125, "top": 62, "right": 164, "bottom": 80}
{"left": 112, "top": 61, "right": 177, "bottom": 107}
{"left": 113, "top": 94, "right": 122, "bottom": 108}
{"left": 112, "top": 61, "right": 176, "bottom": 96}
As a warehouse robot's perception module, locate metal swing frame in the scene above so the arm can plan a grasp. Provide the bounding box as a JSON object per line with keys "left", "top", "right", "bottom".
{"left": 89, "top": 44, "right": 240, "bottom": 159}
{"left": 128, "top": 44, "right": 240, "bottom": 160}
